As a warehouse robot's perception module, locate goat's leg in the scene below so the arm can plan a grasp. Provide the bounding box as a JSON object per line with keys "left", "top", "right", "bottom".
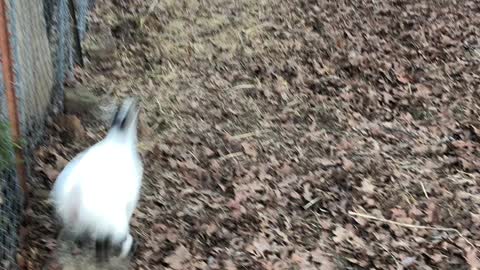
{"left": 119, "top": 233, "right": 138, "bottom": 258}
{"left": 95, "top": 238, "right": 104, "bottom": 263}
{"left": 130, "top": 236, "right": 138, "bottom": 256}
{"left": 74, "top": 233, "right": 89, "bottom": 249}
{"left": 104, "top": 237, "right": 111, "bottom": 262}
{"left": 95, "top": 238, "right": 110, "bottom": 264}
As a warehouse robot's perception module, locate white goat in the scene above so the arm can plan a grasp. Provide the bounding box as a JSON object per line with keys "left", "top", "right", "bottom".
{"left": 50, "top": 97, "right": 143, "bottom": 263}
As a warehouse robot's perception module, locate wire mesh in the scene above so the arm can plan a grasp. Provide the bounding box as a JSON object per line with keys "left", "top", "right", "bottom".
{"left": 0, "top": 0, "right": 95, "bottom": 268}
{"left": 0, "top": 52, "right": 22, "bottom": 270}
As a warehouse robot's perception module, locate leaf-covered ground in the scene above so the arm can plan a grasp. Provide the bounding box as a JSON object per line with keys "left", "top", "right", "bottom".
{"left": 19, "top": 0, "right": 480, "bottom": 269}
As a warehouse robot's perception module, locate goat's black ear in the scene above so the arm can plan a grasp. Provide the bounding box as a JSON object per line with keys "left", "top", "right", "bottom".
{"left": 111, "top": 98, "right": 137, "bottom": 131}
{"left": 119, "top": 113, "right": 128, "bottom": 130}
{"left": 111, "top": 106, "right": 121, "bottom": 128}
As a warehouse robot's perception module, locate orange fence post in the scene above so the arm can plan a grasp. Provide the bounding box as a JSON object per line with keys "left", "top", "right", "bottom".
{"left": 0, "top": 0, "right": 28, "bottom": 205}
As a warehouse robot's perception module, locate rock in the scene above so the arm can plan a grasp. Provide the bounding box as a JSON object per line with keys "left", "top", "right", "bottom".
{"left": 84, "top": 25, "right": 117, "bottom": 61}
{"left": 56, "top": 115, "right": 85, "bottom": 142}
{"left": 64, "top": 85, "right": 118, "bottom": 125}
{"left": 64, "top": 85, "right": 98, "bottom": 116}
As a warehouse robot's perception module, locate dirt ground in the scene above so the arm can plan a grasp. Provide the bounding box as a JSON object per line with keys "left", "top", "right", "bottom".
{"left": 18, "top": 0, "right": 480, "bottom": 269}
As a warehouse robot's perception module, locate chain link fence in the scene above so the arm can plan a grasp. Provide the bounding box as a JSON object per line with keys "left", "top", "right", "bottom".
{"left": 0, "top": 0, "right": 94, "bottom": 268}
{"left": 0, "top": 76, "right": 21, "bottom": 270}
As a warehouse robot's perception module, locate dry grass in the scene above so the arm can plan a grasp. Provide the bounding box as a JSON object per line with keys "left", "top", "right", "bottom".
{"left": 19, "top": 0, "right": 480, "bottom": 269}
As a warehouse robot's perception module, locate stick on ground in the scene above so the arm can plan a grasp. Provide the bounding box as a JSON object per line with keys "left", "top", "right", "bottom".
{"left": 348, "top": 211, "right": 478, "bottom": 251}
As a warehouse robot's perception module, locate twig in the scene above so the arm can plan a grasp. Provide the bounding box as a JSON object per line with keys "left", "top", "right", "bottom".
{"left": 420, "top": 182, "right": 429, "bottom": 199}
{"left": 303, "top": 197, "right": 320, "bottom": 210}
{"left": 228, "top": 84, "right": 256, "bottom": 91}
{"left": 231, "top": 130, "right": 266, "bottom": 140}
{"left": 349, "top": 211, "right": 478, "bottom": 251}
{"left": 218, "top": 152, "right": 243, "bottom": 160}
{"left": 139, "top": 0, "right": 160, "bottom": 27}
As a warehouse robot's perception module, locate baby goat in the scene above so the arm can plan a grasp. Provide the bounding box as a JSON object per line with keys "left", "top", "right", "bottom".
{"left": 50, "top": 97, "right": 143, "bottom": 263}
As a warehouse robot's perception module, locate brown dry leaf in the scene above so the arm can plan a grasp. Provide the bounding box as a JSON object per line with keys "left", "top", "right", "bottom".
{"left": 359, "top": 178, "right": 375, "bottom": 194}
{"left": 291, "top": 250, "right": 312, "bottom": 268}
{"left": 391, "top": 208, "right": 407, "bottom": 219}
{"left": 43, "top": 165, "right": 59, "bottom": 182}
{"left": 210, "top": 159, "right": 221, "bottom": 172}
{"left": 224, "top": 259, "right": 237, "bottom": 270}
{"left": 395, "top": 68, "right": 411, "bottom": 84}
{"left": 19, "top": 1, "right": 480, "bottom": 269}
{"left": 315, "top": 158, "right": 337, "bottom": 167}
{"left": 252, "top": 237, "right": 270, "bottom": 256}
{"left": 16, "top": 253, "right": 25, "bottom": 269}
{"left": 178, "top": 159, "right": 199, "bottom": 171}
{"left": 241, "top": 142, "right": 258, "bottom": 158}
{"left": 401, "top": 256, "right": 416, "bottom": 267}
{"left": 203, "top": 146, "right": 215, "bottom": 157}
{"left": 58, "top": 115, "right": 85, "bottom": 139}
{"left": 320, "top": 261, "right": 336, "bottom": 270}
{"left": 332, "top": 227, "right": 348, "bottom": 243}
{"left": 342, "top": 158, "right": 354, "bottom": 171}
{"left": 274, "top": 76, "right": 290, "bottom": 101}
{"left": 290, "top": 190, "right": 302, "bottom": 200}
{"left": 465, "top": 248, "right": 480, "bottom": 270}
{"left": 332, "top": 226, "right": 366, "bottom": 249}
{"left": 382, "top": 92, "right": 394, "bottom": 104}
{"left": 429, "top": 253, "right": 444, "bottom": 263}
{"left": 279, "top": 163, "right": 293, "bottom": 175}
{"left": 54, "top": 154, "right": 68, "bottom": 171}
{"left": 182, "top": 173, "right": 199, "bottom": 187}
{"left": 441, "top": 34, "right": 456, "bottom": 45}
{"left": 471, "top": 212, "right": 480, "bottom": 224}
{"left": 204, "top": 223, "right": 217, "bottom": 236}
{"left": 166, "top": 230, "right": 178, "bottom": 243}
{"left": 303, "top": 182, "right": 313, "bottom": 201}
{"left": 164, "top": 245, "right": 191, "bottom": 270}
{"left": 425, "top": 201, "right": 438, "bottom": 224}
{"left": 348, "top": 50, "right": 362, "bottom": 66}
{"left": 311, "top": 249, "right": 334, "bottom": 268}
{"left": 415, "top": 84, "right": 432, "bottom": 98}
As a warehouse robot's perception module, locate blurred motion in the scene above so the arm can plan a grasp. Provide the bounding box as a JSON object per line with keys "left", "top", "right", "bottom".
{"left": 50, "top": 98, "right": 143, "bottom": 264}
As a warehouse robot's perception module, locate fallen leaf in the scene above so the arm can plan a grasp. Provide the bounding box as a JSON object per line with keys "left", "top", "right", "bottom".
{"left": 57, "top": 115, "right": 85, "bottom": 140}
{"left": 342, "top": 158, "right": 354, "bottom": 171}
{"left": 401, "top": 256, "right": 416, "bottom": 267}
{"left": 415, "top": 84, "right": 432, "bottom": 98}
{"left": 311, "top": 248, "right": 330, "bottom": 264}
{"left": 242, "top": 142, "right": 258, "bottom": 158}
{"left": 43, "top": 165, "right": 59, "bottom": 182}
{"left": 291, "top": 250, "right": 310, "bottom": 265}
{"left": 54, "top": 154, "right": 68, "bottom": 171}
{"left": 224, "top": 259, "right": 237, "bottom": 270}
{"left": 253, "top": 237, "right": 270, "bottom": 256}
{"left": 465, "top": 248, "right": 480, "bottom": 270}
{"left": 303, "top": 182, "right": 313, "bottom": 201}
{"left": 279, "top": 163, "right": 293, "bottom": 175}
{"left": 348, "top": 50, "right": 362, "bottom": 66}
{"left": 164, "top": 245, "right": 191, "bottom": 270}
{"left": 203, "top": 146, "right": 215, "bottom": 157}
{"left": 359, "top": 178, "right": 375, "bottom": 194}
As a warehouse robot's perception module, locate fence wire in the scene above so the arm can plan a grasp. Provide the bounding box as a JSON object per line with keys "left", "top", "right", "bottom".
{"left": 0, "top": 68, "right": 22, "bottom": 270}
{"left": 0, "top": 0, "right": 95, "bottom": 268}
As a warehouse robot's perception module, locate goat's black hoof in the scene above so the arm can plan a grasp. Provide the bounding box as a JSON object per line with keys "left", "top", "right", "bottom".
{"left": 129, "top": 238, "right": 138, "bottom": 257}
{"left": 95, "top": 238, "right": 111, "bottom": 265}
{"left": 75, "top": 235, "right": 88, "bottom": 249}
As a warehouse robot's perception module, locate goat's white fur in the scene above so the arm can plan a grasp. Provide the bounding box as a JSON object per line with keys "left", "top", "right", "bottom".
{"left": 51, "top": 98, "right": 143, "bottom": 258}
